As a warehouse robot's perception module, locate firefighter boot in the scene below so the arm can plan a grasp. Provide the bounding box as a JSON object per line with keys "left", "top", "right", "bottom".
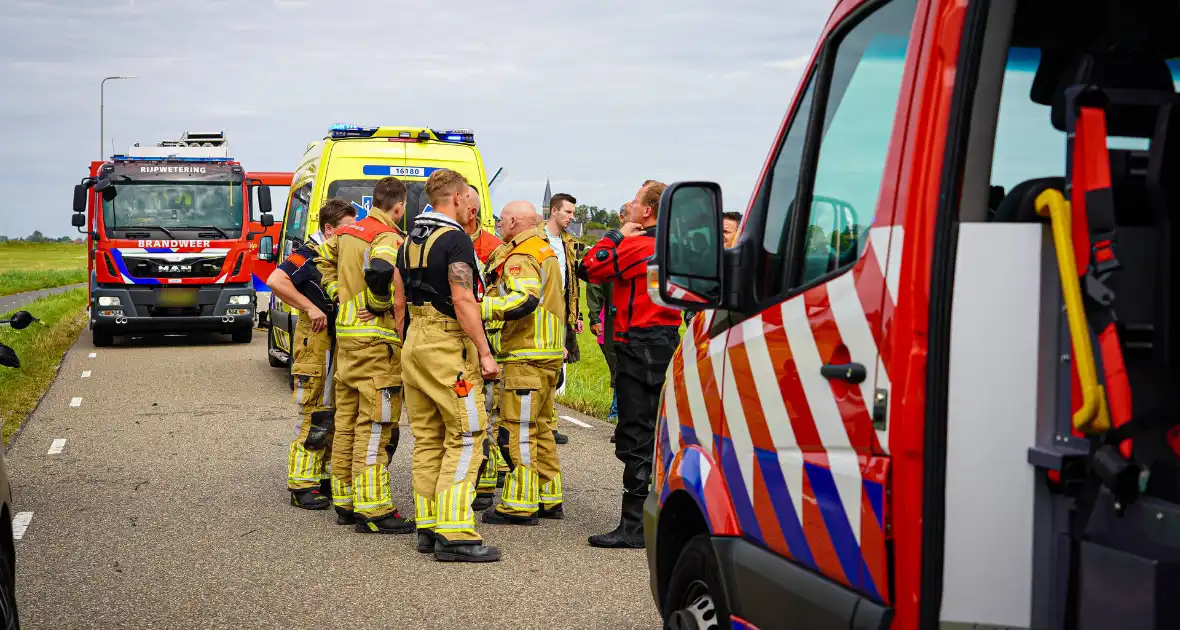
{"left": 335, "top": 506, "right": 358, "bottom": 526}
{"left": 290, "top": 487, "right": 330, "bottom": 510}
{"left": 417, "top": 530, "right": 436, "bottom": 553}
{"left": 434, "top": 539, "right": 502, "bottom": 563}
{"left": 355, "top": 509, "right": 415, "bottom": 534}
{"left": 588, "top": 493, "right": 645, "bottom": 548}
{"left": 481, "top": 505, "right": 539, "bottom": 526}
{"left": 554, "top": 429, "right": 569, "bottom": 445}
{"left": 473, "top": 494, "right": 495, "bottom": 511}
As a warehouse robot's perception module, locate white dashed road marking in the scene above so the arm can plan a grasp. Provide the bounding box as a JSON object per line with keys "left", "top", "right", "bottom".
{"left": 559, "top": 415, "right": 593, "bottom": 428}
{"left": 48, "top": 439, "right": 67, "bottom": 455}
{"left": 88, "top": 352, "right": 97, "bottom": 358}
{"left": 12, "top": 512, "right": 33, "bottom": 540}
{"left": 70, "top": 397, "right": 83, "bottom": 407}
{"left": 82, "top": 370, "right": 91, "bottom": 378}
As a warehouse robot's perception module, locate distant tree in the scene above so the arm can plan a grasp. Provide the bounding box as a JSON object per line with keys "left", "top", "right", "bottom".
{"left": 0, "top": 235, "right": 8, "bottom": 243}
{"left": 585, "top": 221, "right": 608, "bottom": 231}
{"left": 27, "top": 230, "right": 45, "bottom": 243}
{"left": 57, "top": 235, "right": 72, "bottom": 243}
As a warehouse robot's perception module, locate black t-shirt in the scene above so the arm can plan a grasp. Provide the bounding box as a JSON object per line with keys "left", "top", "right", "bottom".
{"left": 397, "top": 223, "right": 478, "bottom": 319}
{"left": 278, "top": 243, "right": 335, "bottom": 330}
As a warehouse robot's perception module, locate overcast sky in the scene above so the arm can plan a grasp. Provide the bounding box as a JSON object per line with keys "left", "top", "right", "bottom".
{"left": 0, "top": 0, "right": 834, "bottom": 238}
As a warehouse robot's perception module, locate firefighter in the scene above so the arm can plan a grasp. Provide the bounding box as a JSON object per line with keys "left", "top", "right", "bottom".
{"left": 463, "top": 186, "right": 511, "bottom": 511}
{"left": 266, "top": 200, "right": 357, "bottom": 510}
{"left": 475, "top": 200, "right": 566, "bottom": 525}
{"left": 544, "top": 192, "right": 584, "bottom": 445}
{"left": 316, "top": 182, "right": 414, "bottom": 535}
{"left": 394, "top": 168, "right": 501, "bottom": 562}
{"left": 578, "top": 180, "right": 682, "bottom": 548}
{"left": 465, "top": 184, "right": 503, "bottom": 271}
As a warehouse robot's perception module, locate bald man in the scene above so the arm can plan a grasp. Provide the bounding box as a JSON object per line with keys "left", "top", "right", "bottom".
{"left": 465, "top": 185, "right": 502, "bottom": 270}
{"left": 477, "top": 201, "right": 568, "bottom": 524}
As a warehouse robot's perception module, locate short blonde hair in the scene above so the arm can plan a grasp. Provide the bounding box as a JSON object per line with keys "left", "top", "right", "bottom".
{"left": 425, "top": 169, "right": 470, "bottom": 207}
{"left": 639, "top": 180, "right": 667, "bottom": 216}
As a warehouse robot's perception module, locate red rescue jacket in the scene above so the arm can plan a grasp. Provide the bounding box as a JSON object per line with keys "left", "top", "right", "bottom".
{"left": 579, "top": 226, "right": 681, "bottom": 342}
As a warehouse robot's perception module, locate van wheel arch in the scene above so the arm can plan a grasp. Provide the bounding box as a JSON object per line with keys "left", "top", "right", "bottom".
{"left": 657, "top": 490, "right": 711, "bottom": 613}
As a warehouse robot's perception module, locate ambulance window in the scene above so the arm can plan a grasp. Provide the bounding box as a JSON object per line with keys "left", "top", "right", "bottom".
{"left": 283, "top": 183, "right": 311, "bottom": 258}
{"left": 795, "top": 0, "right": 917, "bottom": 286}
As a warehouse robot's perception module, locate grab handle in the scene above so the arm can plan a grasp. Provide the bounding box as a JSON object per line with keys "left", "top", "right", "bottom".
{"left": 1035, "top": 188, "right": 1110, "bottom": 434}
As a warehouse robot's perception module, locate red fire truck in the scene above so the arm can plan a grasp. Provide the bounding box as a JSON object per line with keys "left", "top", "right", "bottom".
{"left": 644, "top": 0, "right": 1180, "bottom": 628}
{"left": 244, "top": 170, "right": 292, "bottom": 328}
{"left": 71, "top": 131, "right": 276, "bottom": 347}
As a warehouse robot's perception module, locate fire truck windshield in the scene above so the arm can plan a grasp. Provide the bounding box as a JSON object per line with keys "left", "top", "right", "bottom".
{"left": 102, "top": 181, "right": 245, "bottom": 238}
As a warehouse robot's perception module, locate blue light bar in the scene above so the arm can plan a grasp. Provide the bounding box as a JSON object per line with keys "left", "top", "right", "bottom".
{"left": 110, "top": 155, "right": 234, "bottom": 163}
{"left": 435, "top": 128, "right": 475, "bottom": 143}
{"left": 329, "top": 123, "right": 380, "bottom": 139}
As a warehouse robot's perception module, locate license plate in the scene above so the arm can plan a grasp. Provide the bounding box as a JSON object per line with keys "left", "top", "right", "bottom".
{"left": 158, "top": 288, "right": 197, "bottom": 307}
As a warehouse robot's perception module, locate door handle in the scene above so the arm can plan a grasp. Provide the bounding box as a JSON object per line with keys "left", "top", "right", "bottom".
{"left": 820, "top": 362, "right": 867, "bottom": 384}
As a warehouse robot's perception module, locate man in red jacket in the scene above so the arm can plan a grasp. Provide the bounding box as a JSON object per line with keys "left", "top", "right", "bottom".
{"left": 577, "top": 179, "right": 682, "bottom": 549}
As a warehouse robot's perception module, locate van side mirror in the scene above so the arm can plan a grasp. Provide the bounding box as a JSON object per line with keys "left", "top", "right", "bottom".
{"left": 258, "top": 235, "right": 275, "bottom": 262}
{"left": 260, "top": 213, "right": 275, "bottom": 228}
{"left": 71, "top": 213, "right": 86, "bottom": 228}
{"left": 73, "top": 184, "right": 88, "bottom": 213}
{"left": 258, "top": 185, "right": 273, "bottom": 215}
{"left": 650, "top": 181, "right": 724, "bottom": 309}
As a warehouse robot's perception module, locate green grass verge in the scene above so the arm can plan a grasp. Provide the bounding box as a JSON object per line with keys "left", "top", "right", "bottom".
{"left": 558, "top": 323, "right": 614, "bottom": 419}
{"left": 0, "top": 269, "right": 87, "bottom": 297}
{"left": 0, "top": 242, "right": 88, "bottom": 297}
{"left": 1, "top": 288, "right": 88, "bottom": 446}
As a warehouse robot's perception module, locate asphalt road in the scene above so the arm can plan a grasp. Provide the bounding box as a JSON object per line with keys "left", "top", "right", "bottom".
{"left": 5, "top": 328, "right": 660, "bottom": 630}
{"left": 0, "top": 284, "right": 85, "bottom": 314}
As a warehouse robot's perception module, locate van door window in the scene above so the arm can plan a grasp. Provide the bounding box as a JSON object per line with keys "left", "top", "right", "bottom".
{"left": 757, "top": 76, "right": 817, "bottom": 302}
{"left": 793, "top": 0, "right": 917, "bottom": 287}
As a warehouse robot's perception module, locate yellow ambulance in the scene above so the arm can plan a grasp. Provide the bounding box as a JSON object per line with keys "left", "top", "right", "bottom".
{"left": 259, "top": 124, "right": 498, "bottom": 371}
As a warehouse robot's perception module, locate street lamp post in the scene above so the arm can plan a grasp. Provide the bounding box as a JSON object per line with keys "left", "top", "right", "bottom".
{"left": 100, "top": 75, "right": 136, "bottom": 159}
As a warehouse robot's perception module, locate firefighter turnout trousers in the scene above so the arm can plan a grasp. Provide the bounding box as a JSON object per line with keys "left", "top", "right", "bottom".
{"left": 404, "top": 305, "right": 489, "bottom": 543}
{"left": 494, "top": 359, "right": 563, "bottom": 516}
{"left": 329, "top": 338, "right": 403, "bottom": 520}
{"left": 476, "top": 380, "right": 509, "bottom": 494}
{"left": 288, "top": 330, "right": 336, "bottom": 490}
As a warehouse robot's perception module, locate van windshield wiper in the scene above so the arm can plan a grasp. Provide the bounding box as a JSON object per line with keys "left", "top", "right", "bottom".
{"left": 186, "top": 225, "right": 230, "bottom": 239}
{"left": 119, "top": 225, "right": 177, "bottom": 239}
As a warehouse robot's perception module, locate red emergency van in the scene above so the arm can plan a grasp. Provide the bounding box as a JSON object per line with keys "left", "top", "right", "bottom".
{"left": 644, "top": 0, "right": 1180, "bottom": 628}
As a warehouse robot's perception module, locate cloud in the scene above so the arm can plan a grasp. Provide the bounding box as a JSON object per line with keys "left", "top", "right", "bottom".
{"left": 0, "top": 0, "right": 837, "bottom": 238}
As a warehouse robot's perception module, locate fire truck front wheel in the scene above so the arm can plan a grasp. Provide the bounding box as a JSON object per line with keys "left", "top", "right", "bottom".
{"left": 92, "top": 328, "right": 114, "bottom": 348}
{"left": 663, "top": 535, "right": 730, "bottom": 630}
{"left": 231, "top": 326, "right": 252, "bottom": 344}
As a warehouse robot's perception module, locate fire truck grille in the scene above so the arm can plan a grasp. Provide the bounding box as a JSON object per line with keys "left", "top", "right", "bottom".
{"left": 125, "top": 256, "right": 226, "bottom": 279}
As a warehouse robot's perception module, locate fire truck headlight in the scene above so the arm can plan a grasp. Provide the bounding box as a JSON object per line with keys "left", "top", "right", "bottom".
{"left": 97, "top": 296, "right": 121, "bottom": 307}
{"left": 228, "top": 295, "right": 251, "bottom": 305}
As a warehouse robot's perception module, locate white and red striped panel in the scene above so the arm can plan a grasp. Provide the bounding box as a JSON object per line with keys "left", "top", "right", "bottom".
{"left": 657, "top": 226, "right": 901, "bottom": 604}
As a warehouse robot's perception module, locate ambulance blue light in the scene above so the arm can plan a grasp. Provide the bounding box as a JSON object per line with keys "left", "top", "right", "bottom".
{"left": 436, "top": 128, "right": 475, "bottom": 143}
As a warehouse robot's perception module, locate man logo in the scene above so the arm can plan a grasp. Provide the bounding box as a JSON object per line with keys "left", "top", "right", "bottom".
{"left": 158, "top": 264, "right": 193, "bottom": 274}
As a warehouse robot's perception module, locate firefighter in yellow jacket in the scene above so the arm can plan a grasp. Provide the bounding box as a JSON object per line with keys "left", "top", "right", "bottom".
{"left": 479, "top": 200, "right": 567, "bottom": 524}
{"left": 266, "top": 200, "right": 357, "bottom": 510}
{"left": 394, "top": 168, "right": 501, "bottom": 562}
{"left": 317, "top": 180, "right": 414, "bottom": 534}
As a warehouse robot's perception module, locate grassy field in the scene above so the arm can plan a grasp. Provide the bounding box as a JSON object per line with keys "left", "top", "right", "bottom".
{"left": 1, "top": 288, "right": 88, "bottom": 445}
{"left": 558, "top": 321, "right": 614, "bottom": 419}
{"left": 0, "top": 241, "right": 87, "bottom": 297}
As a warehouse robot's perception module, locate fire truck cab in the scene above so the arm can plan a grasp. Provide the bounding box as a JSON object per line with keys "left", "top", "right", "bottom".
{"left": 72, "top": 131, "right": 276, "bottom": 346}
{"left": 645, "top": 0, "right": 1180, "bottom": 628}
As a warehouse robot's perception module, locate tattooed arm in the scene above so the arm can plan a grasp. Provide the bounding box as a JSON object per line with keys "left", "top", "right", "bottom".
{"left": 449, "top": 260, "right": 497, "bottom": 378}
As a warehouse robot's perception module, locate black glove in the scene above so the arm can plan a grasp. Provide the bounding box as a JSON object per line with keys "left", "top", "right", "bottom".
{"left": 364, "top": 258, "right": 395, "bottom": 300}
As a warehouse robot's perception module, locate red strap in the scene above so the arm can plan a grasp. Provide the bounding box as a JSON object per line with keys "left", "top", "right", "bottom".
{"left": 336, "top": 216, "right": 394, "bottom": 243}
